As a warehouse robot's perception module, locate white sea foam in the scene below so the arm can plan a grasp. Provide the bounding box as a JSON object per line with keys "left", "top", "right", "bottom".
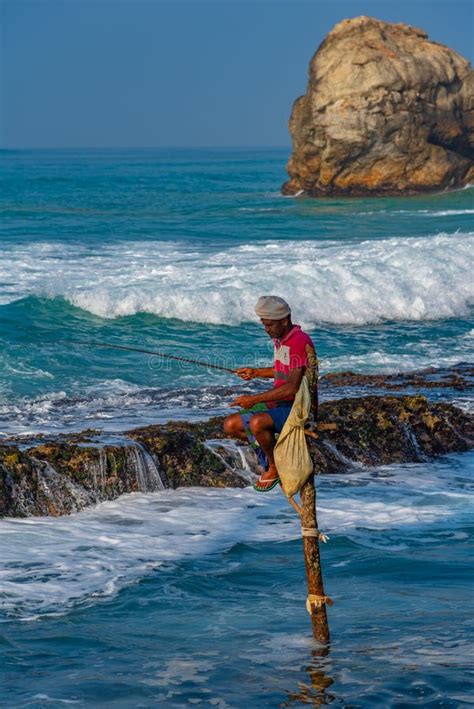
{"left": 358, "top": 208, "right": 474, "bottom": 217}
{"left": 0, "top": 380, "right": 241, "bottom": 436}
{"left": 423, "top": 209, "right": 474, "bottom": 216}
{"left": 324, "top": 328, "right": 474, "bottom": 373}
{"left": 1, "top": 232, "right": 473, "bottom": 326}
{"left": 0, "top": 455, "right": 471, "bottom": 621}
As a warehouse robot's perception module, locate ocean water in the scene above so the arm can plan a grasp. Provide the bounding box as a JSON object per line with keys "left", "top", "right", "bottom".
{"left": 1, "top": 149, "right": 473, "bottom": 706}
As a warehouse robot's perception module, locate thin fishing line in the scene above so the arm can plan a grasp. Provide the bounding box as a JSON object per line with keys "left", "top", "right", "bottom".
{"left": 70, "top": 339, "right": 236, "bottom": 373}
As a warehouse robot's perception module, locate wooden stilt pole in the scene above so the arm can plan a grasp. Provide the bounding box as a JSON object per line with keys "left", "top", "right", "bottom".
{"left": 300, "top": 352, "right": 332, "bottom": 643}
{"left": 300, "top": 474, "right": 332, "bottom": 643}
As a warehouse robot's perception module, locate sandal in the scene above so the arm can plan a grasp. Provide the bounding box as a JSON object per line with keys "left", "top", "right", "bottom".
{"left": 252, "top": 476, "right": 280, "bottom": 493}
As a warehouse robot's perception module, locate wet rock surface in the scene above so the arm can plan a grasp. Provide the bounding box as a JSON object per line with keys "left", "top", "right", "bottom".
{"left": 0, "top": 418, "right": 247, "bottom": 518}
{"left": 283, "top": 16, "right": 474, "bottom": 197}
{"left": 321, "top": 363, "right": 474, "bottom": 394}
{"left": 312, "top": 395, "right": 472, "bottom": 473}
{"left": 1, "top": 371, "right": 472, "bottom": 518}
{"left": 127, "top": 419, "right": 245, "bottom": 490}
{"left": 0, "top": 442, "right": 163, "bottom": 518}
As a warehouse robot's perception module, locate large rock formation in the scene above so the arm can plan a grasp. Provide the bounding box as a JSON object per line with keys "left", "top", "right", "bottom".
{"left": 1, "top": 389, "right": 472, "bottom": 518}
{"left": 282, "top": 16, "right": 474, "bottom": 196}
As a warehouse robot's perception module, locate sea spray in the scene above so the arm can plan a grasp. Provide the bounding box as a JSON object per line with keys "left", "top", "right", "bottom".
{"left": 1, "top": 232, "right": 473, "bottom": 325}
{"left": 1, "top": 453, "right": 472, "bottom": 621}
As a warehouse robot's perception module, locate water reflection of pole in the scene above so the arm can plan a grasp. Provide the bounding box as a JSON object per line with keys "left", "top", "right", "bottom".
{"left": 283, "top": 649, "right": 334, "bottom": 707}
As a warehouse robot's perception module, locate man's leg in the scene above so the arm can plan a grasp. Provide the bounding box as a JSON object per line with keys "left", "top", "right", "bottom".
{"left": 223, "top": 413, "right": 248, "bottom": 442}
{"left": 248, "top": 413, "right": 278, "bottom": 481}
{"left": 223, "top": 411, "right": 278, "bottom": 489}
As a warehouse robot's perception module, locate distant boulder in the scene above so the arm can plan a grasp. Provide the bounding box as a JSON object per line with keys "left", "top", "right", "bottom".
{"left": 282, "top": 16, "right": 474, "bottom": 196}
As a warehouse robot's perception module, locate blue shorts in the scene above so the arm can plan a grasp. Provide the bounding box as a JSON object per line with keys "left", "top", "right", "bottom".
{"left": 240, "top": 402, "right": 292, "bottom": 471}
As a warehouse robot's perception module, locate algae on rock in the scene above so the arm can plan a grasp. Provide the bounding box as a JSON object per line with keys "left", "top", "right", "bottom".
{"left": 1, "top": 391, "right": 472, "bottom": 518}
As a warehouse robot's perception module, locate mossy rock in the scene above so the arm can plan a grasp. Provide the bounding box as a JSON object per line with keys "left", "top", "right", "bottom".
{"left": 1, "top": 393, "right": 472, "bottom": 518}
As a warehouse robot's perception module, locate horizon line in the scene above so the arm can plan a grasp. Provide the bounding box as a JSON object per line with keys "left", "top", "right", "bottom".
{"left": 1, "top": 144, "right": 292, "bottom": 152}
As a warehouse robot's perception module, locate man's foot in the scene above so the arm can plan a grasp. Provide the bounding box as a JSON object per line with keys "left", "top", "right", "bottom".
{"left": 252, "top": 465, "right": 280, "bottom": 492}
{"left": 265, "top": 464, "right": 279, "bottom": 479}
{"left": 253, "top": 475, "right": 280, "bottom": 492}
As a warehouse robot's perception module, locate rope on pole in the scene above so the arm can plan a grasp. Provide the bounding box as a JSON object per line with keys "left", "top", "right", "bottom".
{"left": 306, "top": 594, "right": 334, "bottom": 614}
{"left": 302, "top": 527, "right": 330, "bottom": 543}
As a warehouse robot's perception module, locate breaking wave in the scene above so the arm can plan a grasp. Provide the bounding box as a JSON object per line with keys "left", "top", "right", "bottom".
{"left": 1, "top": 232, "right": 473, "bottom": 326}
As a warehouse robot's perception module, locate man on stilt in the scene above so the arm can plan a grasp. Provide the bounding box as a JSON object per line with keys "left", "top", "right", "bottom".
{"left": 224, "top": 295, "right": 317, "bottom": 491}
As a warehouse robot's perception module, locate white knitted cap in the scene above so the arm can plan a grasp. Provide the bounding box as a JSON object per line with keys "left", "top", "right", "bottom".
{"left": 255, "top": 295, "right": 291, "bottom": 320}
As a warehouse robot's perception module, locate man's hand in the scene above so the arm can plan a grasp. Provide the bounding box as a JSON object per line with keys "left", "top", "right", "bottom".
{"left": 236, "top": 367, "right": 257, "bottom": 381}
{"left": 229, "top": 394, "right": 257, "bottom": 409}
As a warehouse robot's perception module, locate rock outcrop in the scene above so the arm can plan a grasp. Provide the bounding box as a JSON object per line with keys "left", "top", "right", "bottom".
{"left": 282, "top": 16, "right": 474, "bottom": 197}
{"left": 0, "top": 427, "right": 245, "bottom": 519}
{"left": 1, "top": 392, "right": 472, "bottom": 518}
{"left": 320, "top": 362, "right": 474, "bottom": 393}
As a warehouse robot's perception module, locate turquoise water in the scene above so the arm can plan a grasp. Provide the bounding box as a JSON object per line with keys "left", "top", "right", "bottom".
{"left": 1, "top": 149, "right": 473, "bottom": 706}
{"left": 1, "top": 149, "right": 473, "bottom": 434}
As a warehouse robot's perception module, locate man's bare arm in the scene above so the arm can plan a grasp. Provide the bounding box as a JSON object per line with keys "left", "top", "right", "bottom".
{"left": 230, "top": 368, "right": 304, "bottom": 408}
{"left": 251, "top": 368, "right": 304, "bottom": 403}
{"left": 235, "top": 366, "right": 274, "bottom": 380}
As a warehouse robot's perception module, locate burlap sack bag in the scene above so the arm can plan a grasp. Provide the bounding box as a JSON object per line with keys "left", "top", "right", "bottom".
{"left": 274, "top": 376, "right": 313, "bottom": 498}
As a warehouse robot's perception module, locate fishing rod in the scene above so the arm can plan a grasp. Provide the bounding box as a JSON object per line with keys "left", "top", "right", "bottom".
{"left": 70, "top": 339, "right": 237, "bottom": 374}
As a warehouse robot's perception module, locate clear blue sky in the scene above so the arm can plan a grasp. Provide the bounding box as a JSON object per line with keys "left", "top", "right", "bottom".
{"left": 2, "top": 0, "right": 473, "bottom": 148}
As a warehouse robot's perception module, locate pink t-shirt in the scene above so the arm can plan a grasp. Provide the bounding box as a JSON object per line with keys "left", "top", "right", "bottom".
{"left": 273, "top": 325, "right": 316, "bottom": 402}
